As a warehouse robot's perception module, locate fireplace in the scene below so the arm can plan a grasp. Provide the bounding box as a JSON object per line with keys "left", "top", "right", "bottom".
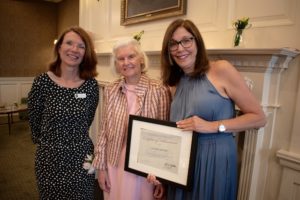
{"left": 93, "top": 47, "right": 300, "bottom": 200}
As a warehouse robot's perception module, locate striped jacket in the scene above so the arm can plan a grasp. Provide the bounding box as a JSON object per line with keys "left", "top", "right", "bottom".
{"left": 92, "top": 74, "right": 171, "bottom": 170}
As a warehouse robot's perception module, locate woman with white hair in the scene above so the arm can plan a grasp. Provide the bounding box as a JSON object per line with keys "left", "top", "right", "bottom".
{"left": 92, "top": 38, "right": 171, "bottom": 200}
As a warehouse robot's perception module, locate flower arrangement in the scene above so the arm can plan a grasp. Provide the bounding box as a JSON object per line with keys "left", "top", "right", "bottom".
{"left": 233, "top": 17, "right": 250, "bottom": 30}
{"left": 82, "top": 154, "right": 95, "bottom": 174}
{"left": 133, "top": 30, "right": 144, "bottom": 42}
{"left": 232, "top": 17, "right": 251, "bottom": 47}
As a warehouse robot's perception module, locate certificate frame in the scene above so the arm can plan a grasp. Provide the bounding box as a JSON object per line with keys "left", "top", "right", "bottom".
{"left": 125, "top": 115, "right": 197, "bottom": 190}
{"left": 120, "top": 0, "right": 187, "bottom": 26}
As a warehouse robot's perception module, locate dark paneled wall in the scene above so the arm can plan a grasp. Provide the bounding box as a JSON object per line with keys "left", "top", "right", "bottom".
{"left": 0, "top": 0, "right": 79, "bottom": 77}
{"left": 58, "top": 0, "right": 79, "bottom": 37}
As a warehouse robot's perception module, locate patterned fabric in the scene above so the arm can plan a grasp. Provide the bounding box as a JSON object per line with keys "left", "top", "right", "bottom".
{"left": 92, "top": 74, "right": 171, "bottom": 170}
{"left": 167, "top": 74, "right": 237, "bottom": 200}
{"left": 28, "top": 73, "right": 99, "bottom": 199}
{"left": 104, "top": 83, "right": 154, "bottom": 200}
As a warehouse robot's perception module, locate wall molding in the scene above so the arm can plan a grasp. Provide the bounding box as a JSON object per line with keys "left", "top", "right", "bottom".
{"left": 0, "top": 77, "right": 34, "bottom": 106}
{"left": 277, "top": 149, "right": 300, "bottom": 171}
{"left": 277, "top": 149, "right": 300, "bottom": 200}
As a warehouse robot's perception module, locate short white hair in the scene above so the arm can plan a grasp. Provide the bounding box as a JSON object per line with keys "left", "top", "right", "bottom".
{"left": 111, "top": 37, "right": 149, "bottom": 74}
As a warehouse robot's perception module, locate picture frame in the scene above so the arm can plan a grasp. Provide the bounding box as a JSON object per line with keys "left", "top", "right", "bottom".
{"left": 121, "top": 0, "right": 187, "bottom": 26}
{"left": 125, "top": 115, "right": 197, "bottom": 190}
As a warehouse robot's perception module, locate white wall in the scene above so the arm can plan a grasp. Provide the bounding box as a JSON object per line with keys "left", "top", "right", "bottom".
{"left": 79, "top": 0, "right": 300, "bottom": 199}
{"left": 0, "top": 77, "right": 33, "bottom": 107}
{"left": 79, "top": 0, "right": 300, "bottom": 83}
{"left": 80, "top": 0, "right": 300, "bottom": 53}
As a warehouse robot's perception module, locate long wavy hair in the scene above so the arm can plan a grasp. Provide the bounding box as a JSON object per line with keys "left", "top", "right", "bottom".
{"left": 161, "top": 19, "right": 209, "bottom": 86}
{"left": 49, "top": 26, "right": 98, "bottom": 79}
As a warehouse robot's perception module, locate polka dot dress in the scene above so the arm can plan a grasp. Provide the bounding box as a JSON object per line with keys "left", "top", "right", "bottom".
{"left": 28, "top": 73, "right": 99, "bottom": 199}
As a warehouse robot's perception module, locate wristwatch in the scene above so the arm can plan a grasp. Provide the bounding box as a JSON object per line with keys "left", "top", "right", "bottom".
{"left": 218, "top": 122, "right": 226, "bottom": 132}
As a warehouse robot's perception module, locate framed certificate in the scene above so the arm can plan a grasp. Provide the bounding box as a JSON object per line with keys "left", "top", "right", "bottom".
{"left": 125, "top": 115, "right": 197, "bottom": 190}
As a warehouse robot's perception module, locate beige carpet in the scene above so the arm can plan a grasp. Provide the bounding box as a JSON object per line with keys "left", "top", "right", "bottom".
{"left": 0, "top": 118, "right": 38, "bottom": 200}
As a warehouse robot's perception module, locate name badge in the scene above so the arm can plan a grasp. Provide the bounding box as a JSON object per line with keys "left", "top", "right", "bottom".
{"left": 75, "top": 93, "right": 86, "bottom": 99}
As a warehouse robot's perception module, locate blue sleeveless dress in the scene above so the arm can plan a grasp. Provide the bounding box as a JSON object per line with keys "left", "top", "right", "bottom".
{"left": 167, "top": 75, "right": 237, "bottom": 200}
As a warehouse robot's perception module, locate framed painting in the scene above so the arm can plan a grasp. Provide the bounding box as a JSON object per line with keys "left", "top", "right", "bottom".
{"left": 121, "top": 0, "right": 187, "bottom": 26}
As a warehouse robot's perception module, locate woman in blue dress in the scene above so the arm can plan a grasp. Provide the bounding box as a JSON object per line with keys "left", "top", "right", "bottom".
{"left": 159, "top": 19, "right": 266, "bottom": 200}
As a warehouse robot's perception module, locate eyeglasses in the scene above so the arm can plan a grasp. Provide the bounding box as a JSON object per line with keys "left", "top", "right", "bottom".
{"left": 169, "top": 37, "right": 194, "bottom": 51}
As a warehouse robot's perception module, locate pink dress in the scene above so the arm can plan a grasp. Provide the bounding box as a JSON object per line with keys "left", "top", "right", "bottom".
{"left": 104, "top": 84, "right": 154, "bottom": 200}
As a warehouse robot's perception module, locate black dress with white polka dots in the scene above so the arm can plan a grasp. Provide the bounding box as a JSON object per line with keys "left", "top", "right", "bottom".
{"left": 28, "top": 73, "right": 99, "bottom": 200}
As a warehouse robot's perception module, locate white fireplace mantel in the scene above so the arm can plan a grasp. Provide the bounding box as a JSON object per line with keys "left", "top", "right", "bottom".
{"left": 97, "top": 47, "right": 300, "bottom": 73}
{"left": 206, "top": 48, "right": 300, "bottom": 200}
{"left": 95, "top": 47, "right": 300, "bottom": 200}
{"left": 207, "top": 47, "right": 300, "bottom": 72}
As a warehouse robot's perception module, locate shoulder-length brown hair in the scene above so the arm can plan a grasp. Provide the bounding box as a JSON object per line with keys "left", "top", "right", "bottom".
{"left": 49, "top": 26, "right": 98, "bottom": 80}
{"left": 161, "top": 19, "right": 209, "bottom": 86}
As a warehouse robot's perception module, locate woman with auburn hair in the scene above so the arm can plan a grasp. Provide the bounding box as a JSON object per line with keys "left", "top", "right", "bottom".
{"left": 28, "top": 26, "right": 99, "bottom": 199}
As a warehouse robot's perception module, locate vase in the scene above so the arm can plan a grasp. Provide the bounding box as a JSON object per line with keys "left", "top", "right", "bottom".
{"left": 233, "top": 29, "right": 245, "bottom": 47}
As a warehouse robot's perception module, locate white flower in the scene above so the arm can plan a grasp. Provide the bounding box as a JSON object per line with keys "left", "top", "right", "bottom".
{"left": 83, "top": 162, "right": 92, "bottom": 170}
{"left": 83, "top": 154, "right": 95, "bottom": 174}
{"left": 87, "top": 167, "right": 95, "bottom": 174}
